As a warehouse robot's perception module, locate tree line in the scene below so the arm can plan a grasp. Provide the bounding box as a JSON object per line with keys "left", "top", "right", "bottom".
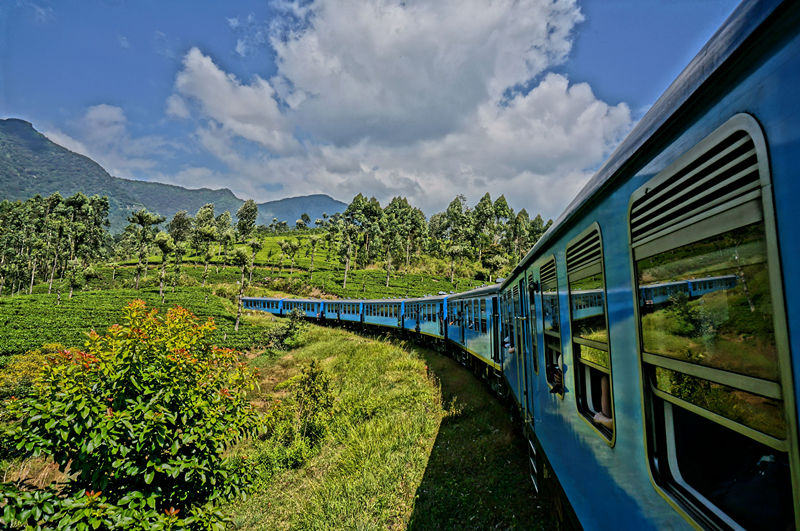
{"left": 0, "top": 191, "right": 552, "bottom": 300}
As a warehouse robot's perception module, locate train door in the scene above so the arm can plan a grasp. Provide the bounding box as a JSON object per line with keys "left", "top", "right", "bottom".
{"left": 513, "top": 279, "right": 531, "bottom": 424}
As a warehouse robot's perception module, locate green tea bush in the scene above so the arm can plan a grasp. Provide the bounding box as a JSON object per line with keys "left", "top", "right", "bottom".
{"left": 1, "top": 300, "right": 261, "bottom": 529}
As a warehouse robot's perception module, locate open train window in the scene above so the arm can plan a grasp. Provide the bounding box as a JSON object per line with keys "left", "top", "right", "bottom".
{"left": 567, "top": 224, "right": 614, "bottom": 442}
{"left": 630, "top": 114, "right": 796, "bottom": 529}
{"left": 540, "top": 257, "right": 562, "bottom": 397}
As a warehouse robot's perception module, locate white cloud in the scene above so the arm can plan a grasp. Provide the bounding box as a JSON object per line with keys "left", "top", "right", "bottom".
{"left": 165, "top": 94, "right": 189, "bottom": 119}
{"left": 162, "top": 0, "right": 632, "bottom": 219}
{"left": 270, "top": 0, "right": 584, "bottom": 145}
{"left": 117, "top": 34, "right": 130, "bottom": 49}
{"left": 172, "top": 48, "right": 299, "bottom": 155}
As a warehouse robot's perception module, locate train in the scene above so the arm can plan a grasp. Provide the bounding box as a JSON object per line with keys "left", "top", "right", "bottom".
{"left": 244, "top": 1, "right": 800, "bottom": 528}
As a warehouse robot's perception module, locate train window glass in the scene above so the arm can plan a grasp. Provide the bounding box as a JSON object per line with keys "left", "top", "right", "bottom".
{"left": 637, "top": 224, "right": 776, "bottom": 380}
{"left": 540, "top": 257, "right": 562, "bottom": 395}
{"left": 631, "top": 115, "right": 794, "bottom": 529}
{"left": 480, "top": 299, "right": 487, "bottom": 333}
{"left": 567, "top": 226, "right": 613, "bottom": 439}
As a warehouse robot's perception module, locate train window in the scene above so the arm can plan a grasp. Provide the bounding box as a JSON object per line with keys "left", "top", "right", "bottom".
{"left": 526, "top": 272, "right": 539, "bottom": 374}
{"left": 540, "top": 257, "right": 562, "bottom": 396}
{"left": 567, "top": 225, "right": 613, "bottom": 440}
{"left": 480, "top": 299, "right": 487, "bottom": 333}
{"left": 630, "top": 115, "right": 795, "bottom": 528}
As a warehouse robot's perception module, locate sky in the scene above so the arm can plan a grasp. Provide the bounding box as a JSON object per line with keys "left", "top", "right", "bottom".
{"left": 0, "top": 0, "right": 740, "bottom": 220}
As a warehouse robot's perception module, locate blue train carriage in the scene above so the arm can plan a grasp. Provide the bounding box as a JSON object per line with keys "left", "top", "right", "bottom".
{"left": 242, "top": 297, "right": 282, "bottom": 315}
{"left": 323, "top": 299, "right": 363, "bottom": 323}
{"left": 402, "top": 295, "right": 446, "bottom": 338}
{"left": 362, "top": 299, "right": 403, "bottom": 329}
{"left": 498, "top": 0, "right": 800, "bottom": 527}
{"left": 277, "top": 298, "right": 324, "bottom": 319}
{"left": 446, "top": 285, "right": 502, "bottom": 387}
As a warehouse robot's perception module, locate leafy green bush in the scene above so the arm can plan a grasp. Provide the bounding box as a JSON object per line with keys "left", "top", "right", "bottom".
{"left": 1, "top": 300, "right": 261, "bottom": 529}
{"left": 266, "top": 308, "right": 307, "bottom": 352}
{"left": 254, "top": 360, "right": 334, "bottom": 475}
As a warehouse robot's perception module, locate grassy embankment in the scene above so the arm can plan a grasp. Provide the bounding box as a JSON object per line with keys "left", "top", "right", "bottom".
{"left": 1, "top": 288, "right": 551, "bottom": 528}
{"left": 226, "top": 323, "right": 549, "bottom": 529}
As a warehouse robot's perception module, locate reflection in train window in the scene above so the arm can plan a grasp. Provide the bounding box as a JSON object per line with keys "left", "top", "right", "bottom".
{"left": 567, "top": 226, "right": 613, "bottom": 439}
{"left": 631, "top": 116, "right": 794, "bottom": 529}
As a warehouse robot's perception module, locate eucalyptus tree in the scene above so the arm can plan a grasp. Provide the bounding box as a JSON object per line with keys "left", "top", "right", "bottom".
{"left": 304, "top": 234, "right": 322, "bottom": 282}
{"left": 233, "top": 247, "right": 251, "bottom": 332}
{"left": 126, "top": 208, "right": 166, "bottom": 290}
{"left": 510, "top": 209, "right": 531, "bottom": 261}
{"left": 65, "top": 258, "right": 84, "bottom": 299}
{"left": 172, "top": 241, "right": 188, "bottom": 291}
{"left": 167, "top": 210, "right": 193, "bottom": 245}
{"left": 216, "top": 211, "right": 234, "bottom": 262}
{"left": 442, "top": 195, "right": 472, "bottom": 282}
{"left": 472, "top": 192, "right": 495, "bottom": 262}
{"left": 154, "top": 232, "right": 175, "bottom": 303}
{"left": 247, "top": 238, "right": 263, "bottom": 283}
{"left": 381, "top": 198, "right": 409, "bottom": 287}
{"left": 236, "top": 199, "right": 258, "bottom": 241}
{"left": 493, "top": 195, "right": 514, "bottom": 249}
{"left": 192, "top": 204, "right": 217, "bottom": 287}
{"left": 277, "top": 239, "right": 290, "bottom": 274}
{"left": 286, "top": 238, "right": 302, "bottom": 271}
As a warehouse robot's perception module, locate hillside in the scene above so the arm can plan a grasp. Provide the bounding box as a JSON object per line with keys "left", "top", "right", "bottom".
{"left": 0, "top": 118, "right": 346, "bottom": 232}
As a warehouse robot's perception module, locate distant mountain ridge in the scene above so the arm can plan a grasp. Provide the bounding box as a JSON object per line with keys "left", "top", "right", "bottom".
{"left": 0, "top": 118, "right": 346, "bottom": 232}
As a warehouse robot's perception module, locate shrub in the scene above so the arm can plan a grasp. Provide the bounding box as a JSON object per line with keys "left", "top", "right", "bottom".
{"left": 1, "top": 300, "right": 261, "bottom": 529}
{"left": 267, "top": 308, "right": 307, "bottom": 351}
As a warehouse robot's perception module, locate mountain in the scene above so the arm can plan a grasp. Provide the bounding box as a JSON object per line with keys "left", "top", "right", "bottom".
{"left": 0, "top": 118, "right": 347, "bottom": 232}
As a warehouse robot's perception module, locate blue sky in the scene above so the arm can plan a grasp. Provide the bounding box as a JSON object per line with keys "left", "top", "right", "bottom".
{"left": 0, "top": 0, "right": 739, "bottom": 219}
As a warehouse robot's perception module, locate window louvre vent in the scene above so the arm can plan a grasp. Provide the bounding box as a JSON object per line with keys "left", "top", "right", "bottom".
{"left": 540, "top": 258, "right": 557, "bottom": 288}
{"left": 566, "top": 229, "right": 601, "bottom": 274}
{"left": 631, "top": 128, "right": 761, "bottom": 245}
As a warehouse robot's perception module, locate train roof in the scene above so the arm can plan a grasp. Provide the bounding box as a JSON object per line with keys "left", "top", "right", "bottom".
{"left": 504, "top": 0, "right": 783, "bottom": 289}
{"left": 446, "top": 283, "right": 501, "bottom": 300}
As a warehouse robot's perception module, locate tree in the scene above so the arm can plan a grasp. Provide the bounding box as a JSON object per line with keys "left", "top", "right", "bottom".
{"left": 247, "top": 238, "right": 263, "bottom": 284}
{"left": 167, "top": 210, "right": 193, "bottom": 244}
{"left": 233, "top": 248, "right": 251, "bottom": 332}
{"left": 154, "top": 232, "right": 175, "bottom": 303}
{"left": 529, "top": 214, "right": 553, "bottom": 246}
{"left": 192, "top": 204, "right": 217, "bottom": 288}
{"left": 126, "top": 209, "right": 166, "bottom": 290}
{"left": 236, "top": 200, "right": 258, "bottom": 241}
{"left": 305, "top": 235, "right": 322, "bottom": 282}
{"left": 216, "top": 211, "right": 234, "bottom": 264}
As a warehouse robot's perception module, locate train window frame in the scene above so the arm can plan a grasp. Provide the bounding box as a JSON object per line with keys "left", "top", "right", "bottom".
{"left": 526, "top": 270, "right": 539, "bottom": 374}
{"left": 566, "top": 223, "right": 615, "bottom": 445}
{"left": 629, "top": 114, "right": 798, "bottom": 529}
{"left": 538, "top": 255, "right": 563, "bottom": 398}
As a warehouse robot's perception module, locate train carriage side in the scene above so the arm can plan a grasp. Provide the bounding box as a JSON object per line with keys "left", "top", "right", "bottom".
{"left": 242, "top": 297, "right": 282, "bottom": 315}
{"left": 498, "top": 1, "right": 800, "bottom": 528}
{"left": 363, "top": 299, "right": 404, "bottom": 329}
{"left": 402, "top": 296, "right": 446, "bottom": 338}
{"left": 279, "top": 299, "right": 324, "bottom": 318}
{"left": 447, "top": 286, "right": 501, "bottom": 372}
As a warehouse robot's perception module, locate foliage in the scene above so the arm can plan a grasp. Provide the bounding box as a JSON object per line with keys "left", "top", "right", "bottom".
{"left": 266, "top": 308, "right": 307, "bottom": 352}
{"left": 1, "top": 300, "right": 261, "bottom": 529}
{"left": 0, "top": 343, "right": 64, "bottom": 400}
